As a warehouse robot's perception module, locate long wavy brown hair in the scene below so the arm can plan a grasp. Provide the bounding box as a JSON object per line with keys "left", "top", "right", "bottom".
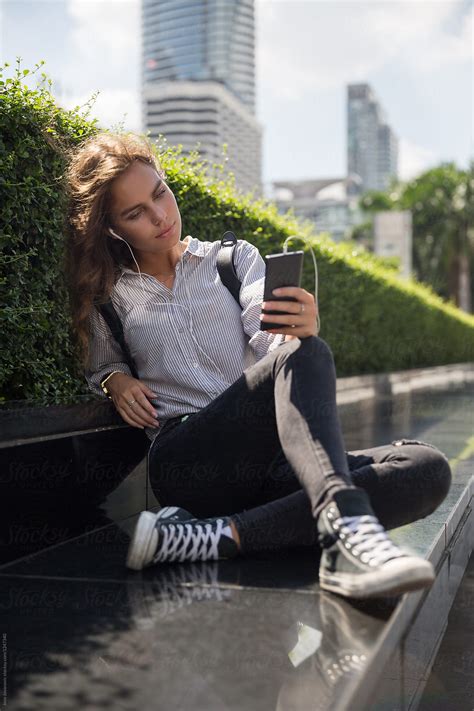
{"left": 63, "top": 132, "right": 165, "bottom": 369}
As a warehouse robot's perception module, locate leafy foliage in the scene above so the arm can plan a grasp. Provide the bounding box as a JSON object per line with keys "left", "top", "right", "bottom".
{"left": 357, "top": 163, "right": 474, "bottom": 309}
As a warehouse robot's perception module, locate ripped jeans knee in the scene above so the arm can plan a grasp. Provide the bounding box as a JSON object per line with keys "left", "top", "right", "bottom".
{"left": 391, "top": 438, "right": 439, "bottom": 450}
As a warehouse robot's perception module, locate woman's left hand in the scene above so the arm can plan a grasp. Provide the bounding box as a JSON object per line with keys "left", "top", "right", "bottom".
{"left": 260, "top": 287, "right": 319, "bottom": 338}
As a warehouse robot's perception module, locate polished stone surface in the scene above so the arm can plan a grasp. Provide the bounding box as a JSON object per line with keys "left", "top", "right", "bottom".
{"left": 1, "top": 574, "right": 391, "bottom": 711}
{"left": 0, "top": 426, "right": 148, "bottom": 565}
{"left": 367, "top": 500, "right": 473, "bottom": 711}
{"left": 0, "top": 397, "right": 122, "bottom": 443}
{"left": 419, "top": 553, "right": 474, "bottom": 710}
{"left": 1, "top": 382, "right": 472, "bottom": 709}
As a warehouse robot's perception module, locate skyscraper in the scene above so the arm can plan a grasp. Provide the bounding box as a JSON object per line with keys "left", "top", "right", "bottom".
{"left": 347, "top": 83, "right": 398, "bottom": 192}
{"left": 377, "top": 123, "right": 399, "bottom": 191}
{"left": 142, "top": 0, "right": 262, "bottom": 195}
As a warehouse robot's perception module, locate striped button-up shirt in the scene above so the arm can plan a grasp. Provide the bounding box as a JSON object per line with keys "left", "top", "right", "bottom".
{"left": 86, "top": 235, "right": 286, "bottom": 441}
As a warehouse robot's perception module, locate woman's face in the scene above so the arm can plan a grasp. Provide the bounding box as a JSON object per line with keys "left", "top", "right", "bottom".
{"left": 108, "top": 160, "right": 182, "bottom": 256}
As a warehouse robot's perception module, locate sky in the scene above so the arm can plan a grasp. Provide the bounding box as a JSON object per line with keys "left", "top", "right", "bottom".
{"left": 1, "top": 0, "right": 472, "bottom": 193}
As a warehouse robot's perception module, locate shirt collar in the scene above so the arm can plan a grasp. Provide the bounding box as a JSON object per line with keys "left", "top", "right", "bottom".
{"left": 120, "top": 235, "right": 205, "bottom": 276}
{"left": 182, "top": 234, "right": 207, "bottom": 259}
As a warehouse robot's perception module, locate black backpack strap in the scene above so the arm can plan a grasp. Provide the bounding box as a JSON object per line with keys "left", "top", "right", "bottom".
{"left": 216, "top": 231, "right": 242, "bottom": 306}
{"left": 96, "top": 301, "right": 139, "bottom": 379}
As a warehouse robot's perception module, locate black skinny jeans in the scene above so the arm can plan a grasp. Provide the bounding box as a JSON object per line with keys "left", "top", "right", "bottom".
{"left": 148, "top": 336, "right": 452, "bottom": 554}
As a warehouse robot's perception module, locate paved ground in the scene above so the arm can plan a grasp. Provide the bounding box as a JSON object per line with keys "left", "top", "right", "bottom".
{"left": 419, "top": 553, "right": 474, "bottom": 711}
{"left": 0, "top": 382, "right": 472, "bottom": 710}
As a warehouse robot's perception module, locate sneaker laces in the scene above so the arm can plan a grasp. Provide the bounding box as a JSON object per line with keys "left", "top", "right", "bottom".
{"left": 334, "top": 515, "right": 405, "bottom": 566}
{"left": 152, "top": 518, "right": 227, "bottom": 563}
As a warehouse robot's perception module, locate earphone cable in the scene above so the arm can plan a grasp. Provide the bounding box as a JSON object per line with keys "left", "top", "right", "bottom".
{"left": 282, "top": 235, "right": 321, "bottom": 334}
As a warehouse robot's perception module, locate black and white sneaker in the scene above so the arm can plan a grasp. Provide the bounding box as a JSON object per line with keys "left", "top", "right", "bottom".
{"left": 317, "top": 489, "right": 435, "bottom": 599}
{"left": 126, "top": 506, "right": 239, "bottom": 571}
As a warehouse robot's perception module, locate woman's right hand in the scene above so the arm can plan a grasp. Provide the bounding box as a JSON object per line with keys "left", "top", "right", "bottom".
{"left": 106, "top": 372, "right": 160, "bottom": 430}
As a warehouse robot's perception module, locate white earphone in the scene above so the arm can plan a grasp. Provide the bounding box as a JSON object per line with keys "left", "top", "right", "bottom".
{"left": 107, "top": 226, "right": 147, "bottom": 297}
{"left": 108, "top": 227, "right": 123, "bottom": 241}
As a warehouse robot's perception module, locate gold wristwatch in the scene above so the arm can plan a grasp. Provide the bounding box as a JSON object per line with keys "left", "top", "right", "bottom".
{"left": 100, "top": 371, "right": 121, "bottom": 399}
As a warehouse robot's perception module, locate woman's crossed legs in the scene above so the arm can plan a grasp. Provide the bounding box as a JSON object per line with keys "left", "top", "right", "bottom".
{"left": 148, "top": 336, "right": 451, "bottom": 554}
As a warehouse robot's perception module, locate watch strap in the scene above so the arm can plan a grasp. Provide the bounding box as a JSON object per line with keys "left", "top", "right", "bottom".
{"left": 100, "top": 370, "right": 122, "bottom": 398}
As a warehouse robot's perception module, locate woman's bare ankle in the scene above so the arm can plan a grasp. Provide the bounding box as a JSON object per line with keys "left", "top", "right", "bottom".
{"left": 229, "top": 519, "right": 241, "bottom": 550}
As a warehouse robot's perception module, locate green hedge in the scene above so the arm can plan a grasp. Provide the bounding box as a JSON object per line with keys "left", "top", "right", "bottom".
{"left": 1, "top": 60, "right": 473, "bottom": 405}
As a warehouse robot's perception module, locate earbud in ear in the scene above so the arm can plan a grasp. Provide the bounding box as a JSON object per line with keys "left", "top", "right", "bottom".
{"left": 108, "top": 228, "right": 122, "bottom": 240}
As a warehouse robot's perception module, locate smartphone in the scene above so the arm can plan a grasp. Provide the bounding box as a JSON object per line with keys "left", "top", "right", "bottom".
{"left": 260, "top": 250, "right": 304, "bottom": 331}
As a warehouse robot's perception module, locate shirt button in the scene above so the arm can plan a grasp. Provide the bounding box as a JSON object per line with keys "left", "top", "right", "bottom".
{"left": 192, "top": 362, "right": 198, "bottom": 368}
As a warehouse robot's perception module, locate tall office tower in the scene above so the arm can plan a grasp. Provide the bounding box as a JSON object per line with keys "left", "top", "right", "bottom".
{"left": 142, "top": 0, "right": 262, "bottom": 195}
{"left": 377, "top": 123, "right": 399, "bottom": 191}
{"left": 347, "top": 83, "right": 398, "bottom": 192}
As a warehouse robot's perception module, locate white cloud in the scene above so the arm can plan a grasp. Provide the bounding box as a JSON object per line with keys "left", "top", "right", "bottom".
{"left": 368, "top": 0, "right": 472, "bottom": 73}
{"left": 64, "top": 0, "right": 141, "bottom": 94}
{"left": 399, "top": 137, "right": 438, "bottom": 180}
{"left": 59, "top": 0, "right": 141, "bottom": 130}
{"left": 256, "top": 0, "right": 473, "bottom": 100}
{"left": 68, "top": 0, "right": 140, "bottom": 55}
{"left": 0, "top": 3, "right": 4, "bottom": 55}
{"left": 58, "top": 87, "right": 142, "bottom": 133}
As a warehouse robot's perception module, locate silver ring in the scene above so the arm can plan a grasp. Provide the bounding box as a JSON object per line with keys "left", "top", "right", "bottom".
{"left": 128, "top": 399, "right": 136, "bottom": 407}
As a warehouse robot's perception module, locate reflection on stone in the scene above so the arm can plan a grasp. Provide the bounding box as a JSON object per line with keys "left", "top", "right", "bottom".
{"left": 277, "top": 594, "right": 375, "bottom": 711}
{"left": 288, "top": 622, "right": 322, "bottom": 667}
{"left": 126, "top": 561, "right": 233, "bottom": 629}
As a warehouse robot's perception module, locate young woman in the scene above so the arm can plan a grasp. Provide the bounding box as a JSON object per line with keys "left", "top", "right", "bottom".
{"left": 65, "top": 132, "right": 452, "bottom": 599}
